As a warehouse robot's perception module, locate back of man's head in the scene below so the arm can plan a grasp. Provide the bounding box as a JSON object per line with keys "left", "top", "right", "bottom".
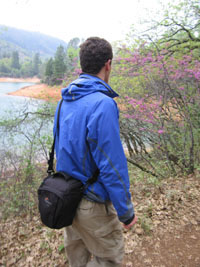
{"left": 79, "top": 37, "right": 113, "bottom": 75}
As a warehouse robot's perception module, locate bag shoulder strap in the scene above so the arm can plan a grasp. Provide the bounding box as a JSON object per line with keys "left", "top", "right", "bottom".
{"left": 47, "top": 98, "right": 99, "bottom": 184}
{"left": 47, "top": 99, "right": 63, "bottom": 174}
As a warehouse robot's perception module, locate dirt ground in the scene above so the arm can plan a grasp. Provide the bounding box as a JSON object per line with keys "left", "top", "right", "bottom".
{"left": 0, "top": 174, "right": 199, "bottom": 267}
{"left": 8, "top": 83, "right": 61, "bottom": 101}
{"left": 123, "top": 221, "right": 200, "bottom": 267}
{"left": 1, "top": 77, "right": 61, "bottom": 102}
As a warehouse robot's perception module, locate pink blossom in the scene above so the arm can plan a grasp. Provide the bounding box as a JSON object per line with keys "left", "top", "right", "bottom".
{"left": 158, "top": 129, "right": 164, "bottom": 134}
{"left": 194, "top": 71, "right": 200, "bottom": 80}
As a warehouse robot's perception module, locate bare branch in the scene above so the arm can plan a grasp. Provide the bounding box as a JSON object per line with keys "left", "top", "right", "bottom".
{"left": 126, "top": 157, "right": 159, "bottom": 177}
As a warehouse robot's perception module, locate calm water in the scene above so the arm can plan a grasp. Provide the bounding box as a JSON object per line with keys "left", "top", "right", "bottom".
{"left": 0, "top": 82, "right": 37, "bottom": 117}
{"left": 0, "top": 82, "right": 52, "bottom": 149}
{"left": 0, "top": 82, "right": 34, "bottom": 94}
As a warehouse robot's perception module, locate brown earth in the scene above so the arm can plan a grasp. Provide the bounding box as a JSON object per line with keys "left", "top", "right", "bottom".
{"left": 0, "top": 77, "right": 61, "bottom": 102}
{"left": 8, "top": 83, "right": 61, "bottom": 102}
{"left": 0, "top": 174, "right": 199, "bottom": 267}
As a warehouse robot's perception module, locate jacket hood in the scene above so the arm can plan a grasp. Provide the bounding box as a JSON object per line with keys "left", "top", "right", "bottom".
{"left": 61, "top": 73, "right": 118, "bottom": 101}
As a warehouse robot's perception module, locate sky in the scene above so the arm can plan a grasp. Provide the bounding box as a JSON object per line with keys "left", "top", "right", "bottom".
{"left": 0, "top": 0, "right": 171, "bottom": 43}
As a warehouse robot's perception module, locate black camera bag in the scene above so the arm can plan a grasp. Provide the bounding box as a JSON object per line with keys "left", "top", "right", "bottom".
{"left": 38, "top": 99, "right": 99, "bottom": 229}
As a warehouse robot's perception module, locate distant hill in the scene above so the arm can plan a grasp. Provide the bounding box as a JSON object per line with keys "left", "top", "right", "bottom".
{"left": 0, "top": 25, "right": 68, "bottom": 59}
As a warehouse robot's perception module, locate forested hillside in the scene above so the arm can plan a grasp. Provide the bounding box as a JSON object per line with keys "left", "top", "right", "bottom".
{"left": 0, "top": 25, "right": 67, "bottom": 58}
{"left": 0, "top": 25, "right": 68, "bottom": 78}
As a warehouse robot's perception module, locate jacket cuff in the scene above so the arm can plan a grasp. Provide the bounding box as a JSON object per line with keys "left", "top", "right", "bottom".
{"left": 123, "top": 214, "right": 135, "bottom": 225}
{"left": 118, "top": 200, "right": 135, "bottom": 224}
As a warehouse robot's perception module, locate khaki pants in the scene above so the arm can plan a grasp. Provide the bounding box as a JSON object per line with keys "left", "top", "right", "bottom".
{"left": 64, "top": 198, "right": 124, "bottom": 267}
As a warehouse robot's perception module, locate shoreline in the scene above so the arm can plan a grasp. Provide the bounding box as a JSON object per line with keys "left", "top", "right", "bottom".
{"left": 8, "top": 83, "right": 62, "bottom": 102}
{"left": 0, "top": 76, "right": 61, "bottom": 101}
{"left": 0, "top": 77, "right": 40, "bottom": 83}
{"left": 1, "top": 78, "right": 122, "bottom": 104}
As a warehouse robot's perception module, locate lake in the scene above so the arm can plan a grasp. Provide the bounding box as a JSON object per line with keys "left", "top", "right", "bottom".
{"left": 0, "top": 82, "right": 35, "bottom": 94}
{"left": 0, "top": 82, "right": 53, "bottom": 151}
{"left": 0, "top": 82, "right": 38, "bottom": 117}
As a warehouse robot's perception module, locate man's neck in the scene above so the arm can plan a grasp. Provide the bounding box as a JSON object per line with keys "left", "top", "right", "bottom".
{"left": 96, "top": 72, "right": 105, "bottom": 82}
{"left": 82, "top": 72, "right": 106, "bottom": 83}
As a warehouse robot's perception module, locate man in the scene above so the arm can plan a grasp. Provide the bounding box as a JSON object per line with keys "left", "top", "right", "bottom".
{"left": 54, "top": 37, "right": 137, "bottom": 267}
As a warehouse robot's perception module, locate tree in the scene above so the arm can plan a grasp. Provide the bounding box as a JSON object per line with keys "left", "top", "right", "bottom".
{"left": 110, "top": 0, "right": 200, "bottom": 177}
{"left": 67, "top": 37, "right": 80, "bottom": 49}
{"left": 0, "top": 100, "right": 56, "bottom": 217}
{"left": 0, "top": 62, "right": 10, "bottom": 75}
{"left": 20, "top": 60, "right": 34, "bottom": 77}
{"left": 11, "top": 51, "right": 20, "bottom": 69}
{"left": 45, "top": 58, "right": 54, "bottom": 85}
{"left": 111, "top": 39, "right": 200, "bottom": 177}
{"left": 65, "top": 37, "right": 80, "bottom": 73}
{"left": 53, "top": 45, "right": 66, "bottom": 84}
{"left": 139, "top": 0, "right": 200, "bottom": 57}
{"left": 33, "top": 53, "right": 41, "bottom": 76}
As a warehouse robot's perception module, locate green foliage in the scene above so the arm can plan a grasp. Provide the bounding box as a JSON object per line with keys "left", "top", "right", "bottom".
{"left": 139, "top": 216, "right": 152, "bottom": 235}
{"left": 66, "top": 46, "right": 79, "bottom": 72}
{"left": 0, "top": 52, "right": 42, "bottom": 78}
{"left": 0, "top": 58, "right": 11, "bottom": 75}
{"left": 58, "top": 243, "right": 65, "bottom": 253}
{"left": 65, "top": 37, "right": 80, "bottom": 73}
{"left": 0, "top": 38, "right": 29, "bottom": 60}
{"left": 11, "top": 51, "right": 20, "bottom": 69}
{"left": 44, "top": 38, "right": 80, "bottom": 85}
{"left": 0, "top": 25, "right": 68, "bottom": 78}
{"left": 0, "top": 163, "right": 43, "bottom": 219}
{"left": 1, "top": 0, "right": 200, "bottom": 225}
{"left": 112, "top": 0, "right": 200, "bottom": 177}
{"left": 33, "top": 53, "right": 41, "bottom": 76}
{"left": 0, "top": 101, "right": 57, "bottom": 219}
{"left": 0, "top": 25, "right": 67, "bottom": 59}
{"left": 52, "top": 45, "right": 66, "bottom": 84}
{"left": 67, "top": 37, "right": 80, "bottom": 49}
{"left": 20, "top": 60, "right": 34, "bottom": 77}
{"left": 148, "top": 0, "right": 199, "bottom": 56}
{"left": 45, "top": 58, "right": 54, "bottom": 85}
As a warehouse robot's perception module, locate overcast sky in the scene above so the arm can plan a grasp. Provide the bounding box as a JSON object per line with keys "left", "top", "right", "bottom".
{"left": 0, "top": 0, "right": 173, "bottom": 43}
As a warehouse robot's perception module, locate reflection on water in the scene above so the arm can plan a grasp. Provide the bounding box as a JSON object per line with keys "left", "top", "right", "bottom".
{"left": 0, "top": 82, "right": 54, "bottom": 153}
{"left": 0, "top": 82, "right": 34, "bottom": 94}
{"left": 0, "top": 82, "right": 37, "bottom": 118}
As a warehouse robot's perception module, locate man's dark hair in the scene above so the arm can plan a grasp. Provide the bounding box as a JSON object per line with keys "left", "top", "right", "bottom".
{"left": 79, "top": 37, "right": 113, "bottom": 74}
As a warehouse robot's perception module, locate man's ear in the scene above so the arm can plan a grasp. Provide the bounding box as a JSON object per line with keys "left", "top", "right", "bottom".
{"left": 105, "top": 59, "right": 112, "bottom": 71}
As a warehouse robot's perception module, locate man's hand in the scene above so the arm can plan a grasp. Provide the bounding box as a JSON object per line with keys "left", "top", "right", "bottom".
{"left": 123, "top": 215, "right": 138, "bottom": 230}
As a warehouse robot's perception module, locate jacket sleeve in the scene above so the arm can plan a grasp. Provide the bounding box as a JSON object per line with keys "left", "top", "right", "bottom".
{"left": 87, "top": 96, "right": 135, "bottom": 224}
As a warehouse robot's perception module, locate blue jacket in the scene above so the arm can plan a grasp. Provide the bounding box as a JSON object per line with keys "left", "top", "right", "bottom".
{"left": 54, "top": 73, "right": 134, "bottom": 224}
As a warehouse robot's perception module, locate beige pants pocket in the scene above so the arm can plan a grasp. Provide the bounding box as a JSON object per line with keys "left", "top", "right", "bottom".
{"left": 93, "top": 217, "right": 124, "bottom": 255}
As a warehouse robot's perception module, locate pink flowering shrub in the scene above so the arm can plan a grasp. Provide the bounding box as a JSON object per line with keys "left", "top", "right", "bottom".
{"left": 111, "top": 44, "right": 200, "bottom": 176}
